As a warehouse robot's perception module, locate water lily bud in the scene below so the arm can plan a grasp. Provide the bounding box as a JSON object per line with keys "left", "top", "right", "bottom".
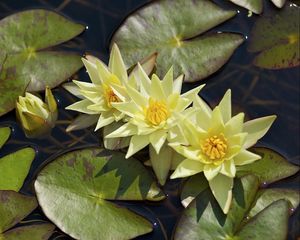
{"left": 16, "top": 87, "right": 58, "bottom": 138}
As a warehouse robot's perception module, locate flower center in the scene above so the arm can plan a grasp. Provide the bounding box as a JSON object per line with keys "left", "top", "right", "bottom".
{"left": 145, "top": 98, "right": 169, "bottom": 126}
{"left": 201, "top": 134, "right": 228, "bottom": 160}
{"left": 105, "top": 88, "right": 120, "bottom": 107}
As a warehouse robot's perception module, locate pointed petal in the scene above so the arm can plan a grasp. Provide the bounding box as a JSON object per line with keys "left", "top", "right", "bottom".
{"left": 63, "top": 82, "right": 84, "bottom": 99}
{"left": 126, "top": 84, "right": 147, "bottom": 107}
{"left": 45, "top": 87, "right": 57, "bottom": 113}
{"left": 220, "top": 159, "right": 236, "bottom": 178}
{"left": 204, "top": 164, "right": 222, "bottom": 181}
{"left": 109, "top": 43, "right": 127, "bottom": 83}
{"left": 151, "top": 74, "right": 166, "bottom": 100}
{"left": 173, "top": 74, "right": 184, "bottom": 93}
{"left": 129, "top": 52, "right": 157, "bottom": 78}
{"left": 149, "top": 130, "right": 167, "bottom": 154}
{"left": 234, "top": 149, "right": 261, "bottom": 166}
{"left": 105, "top": 122, "right": 137, "bottom": 138}
{"left": 225, "top": 113, "right": 245, "bottom": 136}
{"left": 93, "top": 56, "right": 112, "bottom": 82}
{"left": 137, "top": 63, "right": 151, "bottom": 96}
{"left": 181, "top": 84, "right": 205, "bottom": 102}
{"left": 149, "top": 143, "right": 172, "bottom": 185}
{"left": 209, "top": 174, "right": 233, "bottom": 214}
{"left": 219, "top": 89, "right": 232, "bottom": 123}
{"left": 111, "top": 101, "right": 138, "bottom": 117}
{"left": 95, "top": 114, "right": 115, "bottom": 131}
{"left": 66, "top": 114, "right": 98, "bottom": 132}
{"left": 162, "top": 67, "right": 173, "bottom": 96}
{"left": 170, "top": 159, "right": 204, "bottom": 179}
{"left": 82, "top": 58, "right": 102, "bottom": 84}
{"left": 169, "top": 144, "right": 201, "bottom": 161}
{"left": 66, "top": 99, "right": 96, "bottom": 114}
{"left": 126, "top": 135, "right": 150, "bottom": 158}
{"left": 193, "top": 95, "right": 212, "bottom": 117}
{"left": 243, "top": 115, "right": 276, "bottom": 148}
{"left": 209, "top": 107, "right": 224, "bottom": 133}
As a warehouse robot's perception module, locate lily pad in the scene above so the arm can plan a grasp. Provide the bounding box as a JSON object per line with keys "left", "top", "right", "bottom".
{"left": 174, "top": 175, "right": 294, "bottom": 240}
{"left": 248, "top": 4, "right": 299, "bottom": 69}
{"left": 35, "top": 148, "right": 165, "bottom": 240}
{"left": 229, "top": 0, "right": 286, "bottom": 14}
{"left": 0, "top": 190, "right": 54, "bottom": 240}
{"left": 236, "top": 148, "right": 299, "bottom": 184}
{"left": 0, "top": 9, "right": 85, "bottom": 116}
{"left": 112, "top": 0, "right": 244, "bottom": 82}
{"left": 0, "top": 127, "right": 10, "bottom": 149}
{"left": 0, "top": 148, "right": 36, "bottom": 191}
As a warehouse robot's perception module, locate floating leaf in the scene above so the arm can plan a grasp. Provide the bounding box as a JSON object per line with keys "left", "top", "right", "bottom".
{"left": 236, "top": 148, "right": 299, "bottom": 184}
{"left": 0, "top": 190, "right": 37, "bottom": 233}
{"left": 248, "top": 4, "right": 299, "bottom": 69}
{"left": 0, "top": 9, "right": 85, "bottom": 116}
{"left": 180, "top": 173, "right": 209, "bottom": 207}
{"left": 229, "top": 0, "right": 286, "bottom": 14}
{"left": 248, "top": 188, "right": 300, "bottom": 218}
{"left": 236, "top": 200, "right": 289, "bottom": 239}
{"left": 0, "top": 148, "right": 36, "bottom": 191}
{"left": 1, "top": 224, "right": 55, "bottom": 240}
{"left": 112, "top": 0, "right": 244, "bottom": 82}
{"left": 35, "top": 148, "right": 165, "bottom": 240}
{"left": 0, "top": 126, "right": 10, "bottom": 149}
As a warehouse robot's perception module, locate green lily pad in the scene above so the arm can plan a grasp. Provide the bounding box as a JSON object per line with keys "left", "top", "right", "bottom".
{"left": 0, "top": 190, "right": 37, "bottom": 233}
{"left": 35, "top": 148, "right": 165, "bottom": 240}
{"left": 248, "top": 188, "right": 300, "bottom": 218}
{"left": 1, "top": 224, "right": 55, "bottom": 240}
{"left": 0, "top": 127, "right": 10, "bottom": 149}
{"left": 248, "top": 4, "right": 299, "bottom": 69}
{"left": 0, "top": 190, "right": 54, "bottom": 240}
{"left": 236, "top": 148, "right": 299, "bottom": 184}
{"left": 0, "top": 148, "right": 36, "bottom": 191}
{"left": 0, "top": 9, "right": 85, "bottom": 117}
{"left": 174, "top": 175, "right": 294, "bottom": 240}
{"left": 229, "top": 0, "right": 286, "bottom": 14}
{"left": 112, "top": 0, "right": 244, "bottom": 82}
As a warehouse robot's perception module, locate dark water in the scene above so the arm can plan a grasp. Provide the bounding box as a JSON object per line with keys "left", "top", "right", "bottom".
{"left": 0, "top": 0, "right": 299, "bottom": 239}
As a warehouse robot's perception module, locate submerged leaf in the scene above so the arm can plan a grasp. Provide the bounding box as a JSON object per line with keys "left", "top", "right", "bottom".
{"left": 0, "top": 148, "right": 36, "bottom": 191}
{"left": 112, "top": 0, "right": 244, "bottom": 82}
{"left": 35, "top": 148, "right": 165, "bottom": 240}
{"left": 0, "top": 10, "right": 85, "bottom": 116}
{"left": 236, "top": 148, "right": 299, "bottom": 184}
{"left": 248, "top": 4, "right": 299, "bottom": 69}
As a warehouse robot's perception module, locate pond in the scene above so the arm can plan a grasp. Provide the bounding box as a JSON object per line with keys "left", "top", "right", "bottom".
{"left": 0, "top": 0, "right": 299, "bottom": 239}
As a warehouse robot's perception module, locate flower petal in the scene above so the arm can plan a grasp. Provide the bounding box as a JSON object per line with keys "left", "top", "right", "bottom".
{"left": 111, "top": 101, "right": 138, "bottom": 118}
{"left": 82, "top": 58, "right": 102, "bottom": 84}
{"left": 109, "top": 43, "right": 128, "bottom": 83}
{"left": 208, "top": 174, "right": 233, "bottom": 214}
{"left": 169, "top": 144, "right": 201, "bottom": 161}
{"left": 219, "top": 89, "right": 232, "bottom": 123}
{"left": 193, "top": 95, "right": 212, "bottom": 117}
{"left": 126, "top": 84, "right": 147, "bottom": 107}
{"left": 162, "top": 67, "right": 173, "bottom": 96}
{"left": 173, "top": 74, "right": 184, "bottom": 93}
{"left": 149, "top": 130, "right": 167, "bottom": 154}
{"left": 66, "top": 99, "right": 96, "bottom": 114}
{"left": 170, "top": 159, "right": 204, "bottom": 179}
{"left": 105, "top": 122, "right": 137, "bottom": 138}
{"left": 137, "top": 63, "right": 151, "bottom": 96}
{"left": 151, "top": 74, "right": 166, "bottom": 100}
{"left": 224, "top": 112, "right": 245, "bottom": 136}
{"left": 220, "top": 159, "right": 236, "bottom": 178}
{"left": 209, "top": 107, "right": 224, "bottom": 134}
{"left": 63, "top": 82, "right": 84, "bottom": 99}
{"left": 204, "top": 164, "right": 222, "bottom": 181}
{"left": 149, "top": 143, "right": 172, "bottom": 185}
{"left": 95, "top": 113, "right": 115, "bottom": 131}
{"left": 181, "top": 84, "right": 205, "bottom": 102}
{"left": 243, "top": 115, "right": 276, "bottom": 148}
{"left": 126, "top": 135, "right": 150, "bottom": 158}
{"left": 234, "top": 149, "right": 261, "bottom": 166}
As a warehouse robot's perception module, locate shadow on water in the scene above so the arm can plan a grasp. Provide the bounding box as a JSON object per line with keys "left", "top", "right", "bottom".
{"left": 0, "top": 0, "right": 299, "bottom": 239}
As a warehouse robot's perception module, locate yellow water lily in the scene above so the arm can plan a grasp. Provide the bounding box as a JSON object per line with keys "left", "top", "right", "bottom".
{"left": 16, "top": 87, "right": 57, "bottom": 138}
{"left": 170, "top": 90, "right": 276, "bottom": 213}
{"left": 66, "top": 44, "right": 130, "bottom": 131}
{"left": 106, "top": 65, "right": 204, "bottom": 184}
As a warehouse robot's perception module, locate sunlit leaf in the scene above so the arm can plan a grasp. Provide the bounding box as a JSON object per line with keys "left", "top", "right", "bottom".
{"left": 35, "top": 148, "right": 165, "bottom": 240}
{"left": 0, "top": 126, "right": 10, "bottom": 149}
{"left": 0, "top": 9, "right": 85, "bottom": 116}
{"left": 248, "top": 4, "right": 299, "bottom": 69}
{"left": 236, "top": 148, "right": 299, "bottom": 184}
{"left": 0, "top": 148, "right": 36, "bottom": 191}
{"left": 112, "top": 0, "right": 244, "bottom": 82}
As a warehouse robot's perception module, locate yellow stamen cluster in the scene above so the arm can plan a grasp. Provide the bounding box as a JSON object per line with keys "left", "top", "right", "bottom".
{"left": 145, "top": 98, "right": 169, "bottom": 126}
{"left": 201, "top": 134, "right": 227, "bottom": 160}
{"left": 105, "top": 88, "right": 120, "bottom": 107}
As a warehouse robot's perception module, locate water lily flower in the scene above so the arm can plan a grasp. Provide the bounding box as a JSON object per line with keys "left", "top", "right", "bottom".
{"left": 16, "top": 87, "right": 57, "bottom": 138}
{"left": 170, "top": 90, "right": 276, "bottom": 213}
{"left": 106, "top": 65, "right": 204, "bottom": 184}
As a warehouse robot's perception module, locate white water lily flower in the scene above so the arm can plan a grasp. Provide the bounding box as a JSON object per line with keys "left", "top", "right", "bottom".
{"left": 106, "top": 65, "right": 204, "bottom": 184}
{"left": 16, "top": 87, "right": 57, "bottom": 138}
{"left": 170, "top": 89, "right": 276, "bottom": 213}
{"left": 66, "top": 44, "right": 133, "bottom": 131}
